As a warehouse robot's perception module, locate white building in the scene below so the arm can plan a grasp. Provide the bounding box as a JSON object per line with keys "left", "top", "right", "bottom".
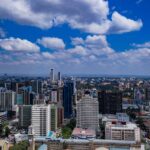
{"left": 105, "top": 121, "right": 141, "bottom": 142}
{"left": 32, "top": 105, "right": 51, "bottom": 136}
{"left": 76, "top": 92, "right": 99, "bottom": 130}
{"left": 31, "top": 104, "right": 58, "bottom": 136}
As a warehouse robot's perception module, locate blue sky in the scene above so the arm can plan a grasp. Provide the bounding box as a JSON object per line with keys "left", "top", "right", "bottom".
{"left": 0, "top": 0, "right": 150, "bottom": 75}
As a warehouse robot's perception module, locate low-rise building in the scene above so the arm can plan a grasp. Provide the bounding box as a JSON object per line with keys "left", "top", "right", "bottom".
{"left": 72, "top": 128, "right": 96, "bottom": 139}
{"left": 0, "top": 140, "right": 8, "bottom": 150}
{"left": 105, "top": 121, "right": 141, "bottom": 142}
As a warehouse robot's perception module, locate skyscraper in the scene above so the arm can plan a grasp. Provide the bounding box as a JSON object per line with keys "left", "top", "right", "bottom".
{"left": 145, "top": 87, "right": 150, "bottom": 100}
{"left": 51, "top": 89, "right": 57, "bottom": 103}
{"left": 19, "top": 105, "right": 32, "bottom": 128}
{"left": 50, "top": 69, "right": 54, "bottom": 82}
{"left": 32, "top": 105, "right": 51, "bottom": 136}
{"left": 98, "top": 90, "right": 122, "bottom": 114}
{"left": 57, "top": 105, "right": 64, "bottom": 128}
{"left": 31, "top": 104, "right": 58, "bottom": 136}
{"left": 0, "top": 90, "right": 16, "bottom": 112}
{"left": 31, "top": 80, "right": 42, "bottom": 94}
{"left": 58, "top": 72, "right": 61, "bottom": 81}
{"left": 76, "top": 91, "right": 99, "bottom": 130}
{"left": 58, "top": 72, "right": 62, "bottom": 87}
{"left": 50, "top": 104, "right": 57, "bottom": 131}
{"left": 63, "top": 81, "right": 74, "bottom": 118}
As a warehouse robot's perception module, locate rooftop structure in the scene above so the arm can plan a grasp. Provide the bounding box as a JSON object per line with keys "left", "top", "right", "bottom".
{"left": 72, "top": 128, "right": 96, "bottom": 139}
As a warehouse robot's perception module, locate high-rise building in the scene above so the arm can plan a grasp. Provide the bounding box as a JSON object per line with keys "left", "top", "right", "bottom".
{"left": 19, "top": 105, "right": 32, "bottom": 128}
{"left": 57, "top": 72, "right": 62, "bottom": 87}
{"left": 105, "top": 121, "right": 141, "bottom": 142}
{"left": 63, "top": 81, "right": 74, "bottom": 118}
{"left": 16, "top": 93, "right": 24, "bottom": 105}
{"left": 31, "top": 80, "right": 42, "bottom": 94}
{"left": 0, "top": 90, "right": 16, "bottom": 112}
{"left": 57, "top": 87, "right": 63, "bottom": 105}
{"left": 76, "top": 92, "right": 99, "bottom": 130}
{"left": 98, "top": 90, "right": 122, "bottom": 114}
{"left": 58, "top": 72, "right": 61, "bottom": 81}
{"left": 145, "top": 87, "right": 150, "bottom": 100}
{"left": 50, "top": 69, "right": 54, "bottom": 82}
{"left": 10, "top": 81, "right": 17, "bottom": 92}
{"left": 57, "top": 106, "right": 64, "bottom": 128}
{"left": 50, "top": 104, "right": 57, "bottom": 131}
{"left": 31, "top": 104, "right": 58, "bottom": 136}
{"left": 17, "top": 86, "right": 34, "bottom": 105}
{"left": 51, "top": 89, "right": 57, "bottom": 103}
{"left": 32, "top": 105, "right": 51, "bottom": 136}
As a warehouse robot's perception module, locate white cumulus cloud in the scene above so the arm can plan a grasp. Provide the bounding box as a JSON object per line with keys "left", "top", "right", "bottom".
{"left": 108, "top": 11, "right": 143, "bottom": 34}
{"left": 132, "top": 42, "right": 150, "bottom": 48}
{"left": 0, "top": 37, "right": 40, "bottom": 52}
{"left": 0, "top": 0, "right": 143, "bottom": 34}
{"left": 37, "top": 37, "right": 65, "bottom": 50}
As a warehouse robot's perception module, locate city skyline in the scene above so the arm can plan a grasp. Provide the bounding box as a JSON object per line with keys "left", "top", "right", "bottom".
{"left": 0, "top": 0, "right": 150, "bottom": 75}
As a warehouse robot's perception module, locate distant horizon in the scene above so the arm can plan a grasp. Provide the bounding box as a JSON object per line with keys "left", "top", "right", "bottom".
{"left": 0, "top": 72, "right": 150, "bottom": 78}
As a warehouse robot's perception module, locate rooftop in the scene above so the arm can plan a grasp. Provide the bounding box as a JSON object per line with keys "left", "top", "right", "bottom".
{"left": 72, "top": 128, "right": 96, "bottom": 136}
{"left": 106, "top": 122, "right": 138, "bottom": 130}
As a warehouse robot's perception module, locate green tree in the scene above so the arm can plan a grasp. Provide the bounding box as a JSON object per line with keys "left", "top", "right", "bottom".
{"left": 5, "top": 126, "right": 10, "bottom": 137}
{"left": 136, "top": 117, "right": 147, "bottom": 131}
{"left": 62, "top": 127, "right": 72, "bottom": 139}
{"left": 66, "top": 119, "right": 76, "bottom": 130}
{"left": 9, "top": 141, "right": 29, "bottom": 150}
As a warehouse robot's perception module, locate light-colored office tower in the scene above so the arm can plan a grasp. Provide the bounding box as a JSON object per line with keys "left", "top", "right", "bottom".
{"left": 31, "top": 104, "right": 58, "bottom": 136}
{"left": 105, "top": 121, "right": 141, "bottom": 142}
{"left": 0, "top": 90, "right": 16, "bottom": 111}
{"left": 32, "top": 105, "right": 51, "bottom": 136}
{"left": 76, "top": 91, "right": 99, "bottom": 130}
{"left": 50, "top": 69, "right": 54, "bottom": 82}
{"left": 19, "top": 105, "right": 32, "bottom": 128}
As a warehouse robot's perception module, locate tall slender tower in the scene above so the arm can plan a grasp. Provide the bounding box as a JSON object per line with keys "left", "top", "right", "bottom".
{"left": 58, "top": 72, "right": 61, "bottom": 81}
{"left": 58, "top": 72, "right": 62, "bottom": 87}
{"left": 63, "top": 81, "right": 74, "bottom": 118}
{"left": 50, "top": 69, "right": 54, "bottom": 82}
